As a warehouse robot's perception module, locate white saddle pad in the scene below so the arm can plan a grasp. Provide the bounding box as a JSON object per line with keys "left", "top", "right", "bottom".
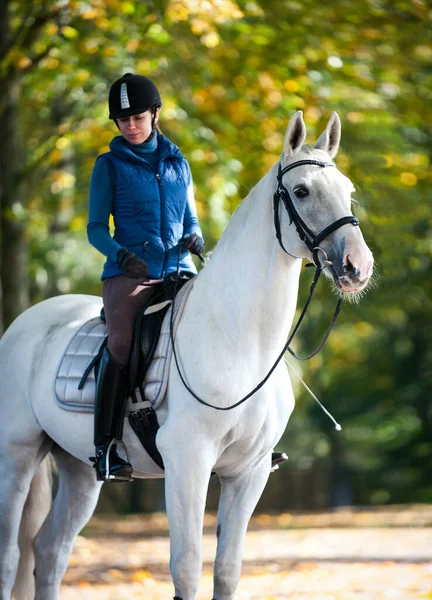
{"left": 55, "top": 282, "right": 192, "bottom": 413}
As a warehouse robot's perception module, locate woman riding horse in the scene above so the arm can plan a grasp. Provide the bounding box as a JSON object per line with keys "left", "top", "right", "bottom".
{"left": 87, "top": 73, "right": 204, "bottom": 481}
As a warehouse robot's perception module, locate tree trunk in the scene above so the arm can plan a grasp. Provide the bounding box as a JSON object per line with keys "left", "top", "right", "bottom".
{"left": 0, "top": 83, "right": 29, "bottom": 331}
{"left": 0, "top": 0, "right": 31, "bottom": 333}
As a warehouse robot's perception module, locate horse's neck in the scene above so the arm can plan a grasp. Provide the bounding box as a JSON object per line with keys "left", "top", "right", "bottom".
{"left": 191, "top": 165, "right": 302, "bottom": 364}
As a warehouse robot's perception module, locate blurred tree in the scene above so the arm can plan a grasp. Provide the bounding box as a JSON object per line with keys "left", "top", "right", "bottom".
{"left": 0, "top": 0, "right": 430, "bottom": 509}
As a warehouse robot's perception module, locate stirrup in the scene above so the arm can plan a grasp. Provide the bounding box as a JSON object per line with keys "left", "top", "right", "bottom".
{"left": 105, "top": 439, "right": 133, "bottom": 481}
{"left": 90, "top": 439, "right": 133, "bottom": 483}
{"left": 271, "top": 452, "right": 288, "bottom": 472}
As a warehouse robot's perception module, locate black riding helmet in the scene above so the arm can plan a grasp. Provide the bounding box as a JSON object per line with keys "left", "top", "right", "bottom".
{"left": 108, "top": 73, "right": 162, "bottom": 120}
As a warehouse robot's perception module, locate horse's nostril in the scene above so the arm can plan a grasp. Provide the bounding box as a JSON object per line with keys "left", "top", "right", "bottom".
{"left": 343, "top": 255, "right": 360, "bottom": 280}
{"left": 344, "top": 255, "right": 354, "bottom": 272}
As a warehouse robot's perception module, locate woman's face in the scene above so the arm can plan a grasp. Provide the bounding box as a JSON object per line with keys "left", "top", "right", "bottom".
{"left": 117, "top": 108, "right": 160, "bottom": 144}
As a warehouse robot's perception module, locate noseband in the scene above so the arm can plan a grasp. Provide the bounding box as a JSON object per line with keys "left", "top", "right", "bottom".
{"left": 273, "top": 159, "right": 359, "bottom": 266}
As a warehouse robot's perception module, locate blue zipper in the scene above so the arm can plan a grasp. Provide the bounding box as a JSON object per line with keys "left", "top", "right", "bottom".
{"left": 155, "top": 171, "right": 168, "bottom": 278}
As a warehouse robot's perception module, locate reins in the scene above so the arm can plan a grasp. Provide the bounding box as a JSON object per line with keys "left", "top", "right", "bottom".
{"left": 170, "top": 158, "right": 359, "bottom": 411}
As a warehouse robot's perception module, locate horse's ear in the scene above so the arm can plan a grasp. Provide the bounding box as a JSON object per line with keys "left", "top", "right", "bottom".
{"left": 315, "top": 112, "right": 341, "bottom": 158}
{"left": 284, "top": 111, "right": 307, "bottom": 158}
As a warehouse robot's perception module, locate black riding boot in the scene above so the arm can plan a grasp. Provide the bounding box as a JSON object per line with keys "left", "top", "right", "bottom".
{"left": 91, "top": 348, "right": 133, "bottom": 482}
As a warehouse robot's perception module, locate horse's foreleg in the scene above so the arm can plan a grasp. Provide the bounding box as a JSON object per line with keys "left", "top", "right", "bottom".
{"left": 213, "top": 457, "right": 271, "bottom": 600}
{"left": 33, "top": 445, "right": 102, "bottom": 600}
{"left": 161, "top": 434, "right": 215, "bottom": 600}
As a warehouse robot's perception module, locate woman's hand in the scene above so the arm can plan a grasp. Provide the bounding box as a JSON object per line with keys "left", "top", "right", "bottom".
{"left": 181, "top": 234, "right": 204, "bottom": 256}
{"left": 116, "top": 249, "right": 149, "bottom": 278}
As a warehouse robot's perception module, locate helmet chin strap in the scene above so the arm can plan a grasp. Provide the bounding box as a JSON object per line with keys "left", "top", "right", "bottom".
{"left": 151, "top": 106, "right": 158, "bottom": 130}
{"left": 143, "top": 106, "right": 159, "bottom": 142}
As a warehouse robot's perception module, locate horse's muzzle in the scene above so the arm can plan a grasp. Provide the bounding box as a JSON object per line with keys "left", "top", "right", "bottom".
{"left": 329, "top": 249, "right": 374, "bottom": 293}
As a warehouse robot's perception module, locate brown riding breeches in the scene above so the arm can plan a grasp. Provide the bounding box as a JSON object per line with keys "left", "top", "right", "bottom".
{"left": 102, "top": 275, "right": 162, "bottom": 366}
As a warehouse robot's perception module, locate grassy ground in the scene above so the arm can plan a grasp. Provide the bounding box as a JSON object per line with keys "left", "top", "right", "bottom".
{"left": 60, "top": 505, "right": 432, "bottom": 599}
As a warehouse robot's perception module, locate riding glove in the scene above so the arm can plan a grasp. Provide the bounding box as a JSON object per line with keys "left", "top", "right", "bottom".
{"left": 116, "top": 249, "right": 149, "bottom": 279}
{"left": 181, "top": 234, "right": 204, "bottom": 256}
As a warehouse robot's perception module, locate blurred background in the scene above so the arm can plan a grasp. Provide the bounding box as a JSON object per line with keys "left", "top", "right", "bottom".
{"left": 0, "top": 0, "right": 430, "bottom": 515}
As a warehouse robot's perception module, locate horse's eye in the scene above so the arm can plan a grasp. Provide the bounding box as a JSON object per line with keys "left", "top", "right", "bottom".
{"left": 294, "top": 187, "right": 309, "bottom": 198}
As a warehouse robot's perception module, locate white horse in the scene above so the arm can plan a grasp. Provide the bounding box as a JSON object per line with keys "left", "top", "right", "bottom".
{"left": 0, "top": 111, "right": 373, "bottom": 600}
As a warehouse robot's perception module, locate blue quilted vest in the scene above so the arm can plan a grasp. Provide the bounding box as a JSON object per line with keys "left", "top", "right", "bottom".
{"left": 100, "top": 134, "right": 201, "bottom": 280}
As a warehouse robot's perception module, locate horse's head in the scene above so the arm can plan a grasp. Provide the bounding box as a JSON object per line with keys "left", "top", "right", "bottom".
{"left": 278, "top": 111, "right": 374, "bottom": 296}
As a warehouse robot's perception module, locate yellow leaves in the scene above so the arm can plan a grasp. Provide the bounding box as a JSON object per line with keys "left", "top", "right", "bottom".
{"left": 284, "top": 79, "right": 299, "bottom": 93}
{"left": 192, "top": 88, "right": 217, "bottom": 112}
{"left": 291, "top": 96, "right": 305, "bottom": 108}
{"left": 400, "top": 172, "right": 418, "bottom": 186}
{"left": 257, "top": 72, "right": 283, "bottom": 107}
{"left": 168, "top": 1, "right": 190, "bottom": 21}
{"left": 75, "top": 70, "right": 90, "bottom": 84}
{"left": 262, "top": 132, "right": 283, "bottom": 152}
{"left": 168, "top": 0, "right": 243, "bottom": 47}
{"left": 102, "top": 46, "right": 117, "bottom": 57}
{"left": 121, "top": 2, "right": 136, "bottom": 15}
{"left": 305, "top": 107, "right": 321, "bottom": 123}
{"left": 82, "top": 40, "right": 99, "bottom": 54}
{"left": 266, "top": 90, "right": 282, "bottom": 107}
{"left": 82, "top": 8, "right": 100, "bottom": 20}
{"left": 258, "top": 72, "right": 273, "bottom": 89}
{"left": 49, "top": 149, "right": 62, "bottom": 164}
{"left": 43, "top": 58, "right": 60, "bottom": 70}
{"left": 104, "top": 0, "right": 127, "bottom": 11}
{"left": 70, "top": 216, "right": 86, "bottom": 232}
{"left": 17, "top": 56, "right": 32, "bottom": 70}
{"left": 406, "top": 153, "right": 429, "bottom": 168}
{"left": 191, "top": 88, "right": 223, "bottom": 112}
{"left": 51, "top": 172, "right": 76, "bottom": 194}
{"left": 414, "top": 44, "right": 432, "bottom": 63}
{"left": 126, "top": 39, "right": 140, "bottom": 53}
{"left": 380, "top": 154, "right": 393, "bottom": 168}
{"left": 62, "top": 26, "right": 79, "bottom": 39}
{"left": 45, "top": 23, "right": 59, "bottom": 36}
{"left": 56, "top": 138, "right": 70, "bottom": 150}
{"left": 201, "top": 31, "right": 220, "bottom": 48}
{"left": 191, "top": 18, "right": 209, "bottom": 35}
{"left": 375, "top": 153, "right": 427, "bottom": 189}
{"left": 168, "top": 0, "right": 244, "bottom": 23}
{"left": 225, "top": 99, "right": 250, "bottom": 125}
{"left": 347, "top": 112, "right": 365, "bottom": 123}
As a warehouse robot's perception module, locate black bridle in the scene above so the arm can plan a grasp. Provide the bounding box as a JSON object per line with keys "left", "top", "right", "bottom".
{"left": 274, "top": 159, "right": 359, "bottom": 267}
{"left": 273, "top": 158, "right": 359, "bottom": 361}
{"left": 170, "top": 158, "right": 360, "bottom": 410}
